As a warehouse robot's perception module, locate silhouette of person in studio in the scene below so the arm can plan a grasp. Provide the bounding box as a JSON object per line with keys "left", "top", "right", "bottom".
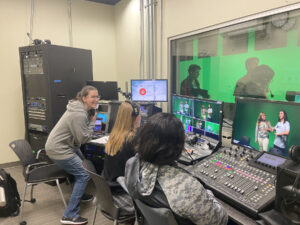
{"left": 180, "top": 64, "right": 209, "bottom": 98}
{"left": 234, "top": 57, "right": 274, "bottom": 99}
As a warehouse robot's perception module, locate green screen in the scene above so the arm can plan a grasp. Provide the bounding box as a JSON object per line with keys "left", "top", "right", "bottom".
{"left": 172, "top": 10, "right": 300, "bottom": 106}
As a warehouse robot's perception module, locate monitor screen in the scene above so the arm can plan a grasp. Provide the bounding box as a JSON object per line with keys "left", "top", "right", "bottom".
{"left": 86, "top": 80, "right": 118, "bottom": 100}
{"left": 131, "top": 79, "right": 168, "bottom": 102}
{"left": 94, "top": 112, "right": 108, "bottom": 133}
{"left": 232, "top": 98, "right": 300, "bottom": 158}
{"left": 172, "top": 94, "right": 223, "bottom": 141}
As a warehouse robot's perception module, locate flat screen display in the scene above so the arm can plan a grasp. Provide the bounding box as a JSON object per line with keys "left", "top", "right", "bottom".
{"left": 257, "top": 153, "right": 286, "bottom": 167}
{"left": 131, "top": 79, "right": 167, "bottom": 102}
{"left": 172, "top": 94, "right": 223, "bottom": 141}
{"left": 232, "top": 98, "right": 300, "bottom": 158}
{"left": 86, "top": 80, "right": 118, "bottom": 101}
{"left": 94, "top": 112, "right": 108, "bottom": 133}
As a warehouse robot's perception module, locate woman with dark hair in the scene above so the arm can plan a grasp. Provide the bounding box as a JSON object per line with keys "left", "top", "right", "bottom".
{"left": 103, "top": 101, "right": 141, "bottom": 183}
{"left": 124, "top": 113, "right": 228, "bottom": 225}
{"left": 271, "top": 110, "right": 290, "bottom": 156}
{"left": 46, "top": 85, "right": 99, "bottom": 225}
{"left": 255, "top": 112, "right": 272, "bottom": 151}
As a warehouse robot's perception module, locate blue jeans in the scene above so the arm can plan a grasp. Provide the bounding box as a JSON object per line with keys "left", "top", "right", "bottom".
{"left": 52, "top": 151, "right": 90, "bottom": 219}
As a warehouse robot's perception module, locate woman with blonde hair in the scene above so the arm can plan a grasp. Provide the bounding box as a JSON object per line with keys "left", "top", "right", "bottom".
{"left": 103, "top": 101, "right": 141, "bottom": 183}
{"left": 255, "top": 112, "right": 271, "bottom": 151}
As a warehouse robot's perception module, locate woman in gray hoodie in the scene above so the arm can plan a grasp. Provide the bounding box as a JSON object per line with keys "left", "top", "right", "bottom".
{"left": 46, "top": 85, "right": 98, "bottom": 225}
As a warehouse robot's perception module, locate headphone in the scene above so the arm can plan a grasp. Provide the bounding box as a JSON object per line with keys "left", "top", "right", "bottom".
{"left": 125, "top": 101, "right": 140, "bottom": 117}
{"left": 289, "top": 145, "right": 300, "bottom": 163}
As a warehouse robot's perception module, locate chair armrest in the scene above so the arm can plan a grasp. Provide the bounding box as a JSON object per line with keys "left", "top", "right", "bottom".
{"left": 36, "top": 148, "right": 45, "bottom": 160}
{"left": 25, "top": 162, "right": 48, "bottom": 174}
{"left": 25, "top": 163, "right": 67, "bottom": 183}
{"left": 116, "top": 176, "right": 129, "bottom": 194}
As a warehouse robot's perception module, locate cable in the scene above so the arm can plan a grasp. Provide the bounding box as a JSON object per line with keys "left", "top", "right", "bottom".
{"left": 68, "top": 0, "right": 73, "bottom": 47}
{"left": 28, "top": 0, "right": 35, "bottom": 45}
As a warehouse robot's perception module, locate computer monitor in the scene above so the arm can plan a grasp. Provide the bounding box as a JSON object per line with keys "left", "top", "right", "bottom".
{"left": 86, "top": 80, "right": 118, "bottom": 100}
{"left": 139, "top": 103, "right": 162, "bottom": 125}
{"left": 131, "top": 79, "right": 167, "bottom": 102}
{"left": 232, "top": 98, "right": 300, "bottom": 158}
{"left": 171, "top": 94, "right": 223, "bottom": 142}
{"left": 94, "top": 112, "right": 108, "bottom": 133}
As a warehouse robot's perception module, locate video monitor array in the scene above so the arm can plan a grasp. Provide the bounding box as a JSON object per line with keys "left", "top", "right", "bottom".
{"left": 232, "top": 98, "right": 300, "bottom": 158}
{"left": 131, "top": 79, "right": 168, "bottom": 102}
{"left": 172, "top": 94, "right": 223, "bottom": 141}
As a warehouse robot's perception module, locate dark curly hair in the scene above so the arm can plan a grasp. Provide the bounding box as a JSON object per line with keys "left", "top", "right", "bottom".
{"left": 135, "top": 112, "right": 185, "bottom": 166}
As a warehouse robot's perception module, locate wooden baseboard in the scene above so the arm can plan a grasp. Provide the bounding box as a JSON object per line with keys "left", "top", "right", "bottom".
{"left": 0, "top": 161, "right": 21, "bottom": 169}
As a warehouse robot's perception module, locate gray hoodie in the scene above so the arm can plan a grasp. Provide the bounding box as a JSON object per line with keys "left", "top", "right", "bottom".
{"left": 45, "top": 100, "right": 95, "bottom": 160}
{"left": 125, "top": 156, "right": 228, "bottom": 225}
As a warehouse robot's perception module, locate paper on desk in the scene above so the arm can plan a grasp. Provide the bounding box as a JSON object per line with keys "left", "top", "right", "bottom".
{"left": 90, "top": 136, "right": 109, "bottom": 144}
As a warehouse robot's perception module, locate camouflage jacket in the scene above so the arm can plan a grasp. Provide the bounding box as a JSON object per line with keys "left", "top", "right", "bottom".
{"left": 125, "top": 156, "right": 228, "bottom": 225}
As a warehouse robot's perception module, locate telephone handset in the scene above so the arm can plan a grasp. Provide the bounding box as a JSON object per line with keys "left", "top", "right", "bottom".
{"left": 88, "top": 108, "right": 96, "bottom": 117}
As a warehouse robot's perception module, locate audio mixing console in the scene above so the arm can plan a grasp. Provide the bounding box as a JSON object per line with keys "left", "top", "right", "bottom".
{"left": 191, "top": 146, "right": 279, "bottom": 217}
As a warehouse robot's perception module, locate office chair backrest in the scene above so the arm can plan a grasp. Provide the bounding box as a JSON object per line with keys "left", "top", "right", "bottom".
{"left": 134, "top": 198, "right": 178, "bottom": 225}
{"left": 9, "top": 140, "right": 37, "bottom": 167}
{"left": 82, "top": 160, "right": 119, "bottom": 218}
{"left": 240, "top": 136, "right": 250, "bottom": 146}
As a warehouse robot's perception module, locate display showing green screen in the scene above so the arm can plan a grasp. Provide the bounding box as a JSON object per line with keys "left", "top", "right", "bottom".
{"left": 232, "top": 98, "right": 300, "bottom": 158}
{"left": 172, "top": 94, "right": 223, "bottom": 141}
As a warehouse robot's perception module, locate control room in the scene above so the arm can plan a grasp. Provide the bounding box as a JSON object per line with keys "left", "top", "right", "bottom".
{"left": 0, "top": 0, "right": 300, "bottom": 225}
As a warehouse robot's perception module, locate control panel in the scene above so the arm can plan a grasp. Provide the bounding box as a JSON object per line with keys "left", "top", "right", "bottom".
{"left": 26, "top": 97, "right": 47, "bottom": 121}
{"left": 193, "top": 146, "right": 277, "bottom": 217}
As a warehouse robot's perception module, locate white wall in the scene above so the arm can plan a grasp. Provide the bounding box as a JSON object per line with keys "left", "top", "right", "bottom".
{"left": 114, "top": 0, "right": 141, "bottom": 96}
{"left": 0, "top": 0, "right": 117, "bottom": 164}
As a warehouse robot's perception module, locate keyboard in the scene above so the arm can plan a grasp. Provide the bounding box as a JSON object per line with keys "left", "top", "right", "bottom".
{"left": 91, "top": 132, "right": 105, "bottom": 140}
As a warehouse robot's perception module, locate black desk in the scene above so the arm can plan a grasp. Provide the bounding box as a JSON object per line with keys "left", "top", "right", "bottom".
{"left": 217, "top": 198, "right": 257, "bottom": 225}
{"left": 81, "top": 141, "right": 106, "bottom": 174}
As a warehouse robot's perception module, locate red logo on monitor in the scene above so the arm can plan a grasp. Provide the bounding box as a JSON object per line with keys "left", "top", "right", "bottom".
{"left": 139, "top": 88, "right": 146, "bottom": 95}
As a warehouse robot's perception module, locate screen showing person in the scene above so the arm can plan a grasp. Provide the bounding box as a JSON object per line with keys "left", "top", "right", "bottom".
{"left": 172, "top": 96, "right": 193, "bottom": 116}
{"left": 193, "top": 98, "right": 223, "bottom": 141}
{"left": 172, "top": 94, "right": 223, "bottom": 141}
{"left": 232, "top": 98, "right": 300, "bottom": 158}
{"left": 131, "top": 79, "right": 168, "bottom": 102}
{"left": 94, "top": 112, "right": 108, "bottom": 133}
{"left": 172, "top": 95, "right": 194, "bottom": 133}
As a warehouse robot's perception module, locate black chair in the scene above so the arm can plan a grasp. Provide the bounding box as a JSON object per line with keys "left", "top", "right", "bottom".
{"left": 9, "top": 140, "right": 68, "bottom": 225}
{"left": 239, "top": 136, "right": 251, "bottom": 146}
{"left": 116, "top": 176, "right": 178, "bottom": 225}
{"left": 134, "top": 199, "right": 178, "bottom": 225}
{"left": 82, "top": 159, "right": 135, "bottom": 225}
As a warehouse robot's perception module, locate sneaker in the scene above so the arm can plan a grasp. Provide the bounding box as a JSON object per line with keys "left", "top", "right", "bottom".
{"left": 81, "top": 193, "right": 94, "bottom": 202}
{"left": 60, "top": 216, "right": 88, "bottom": 224}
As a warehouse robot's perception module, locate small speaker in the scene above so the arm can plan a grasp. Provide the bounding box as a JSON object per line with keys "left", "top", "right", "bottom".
{"left": 276, "top": 160, "right": 300, "bottom": 224}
